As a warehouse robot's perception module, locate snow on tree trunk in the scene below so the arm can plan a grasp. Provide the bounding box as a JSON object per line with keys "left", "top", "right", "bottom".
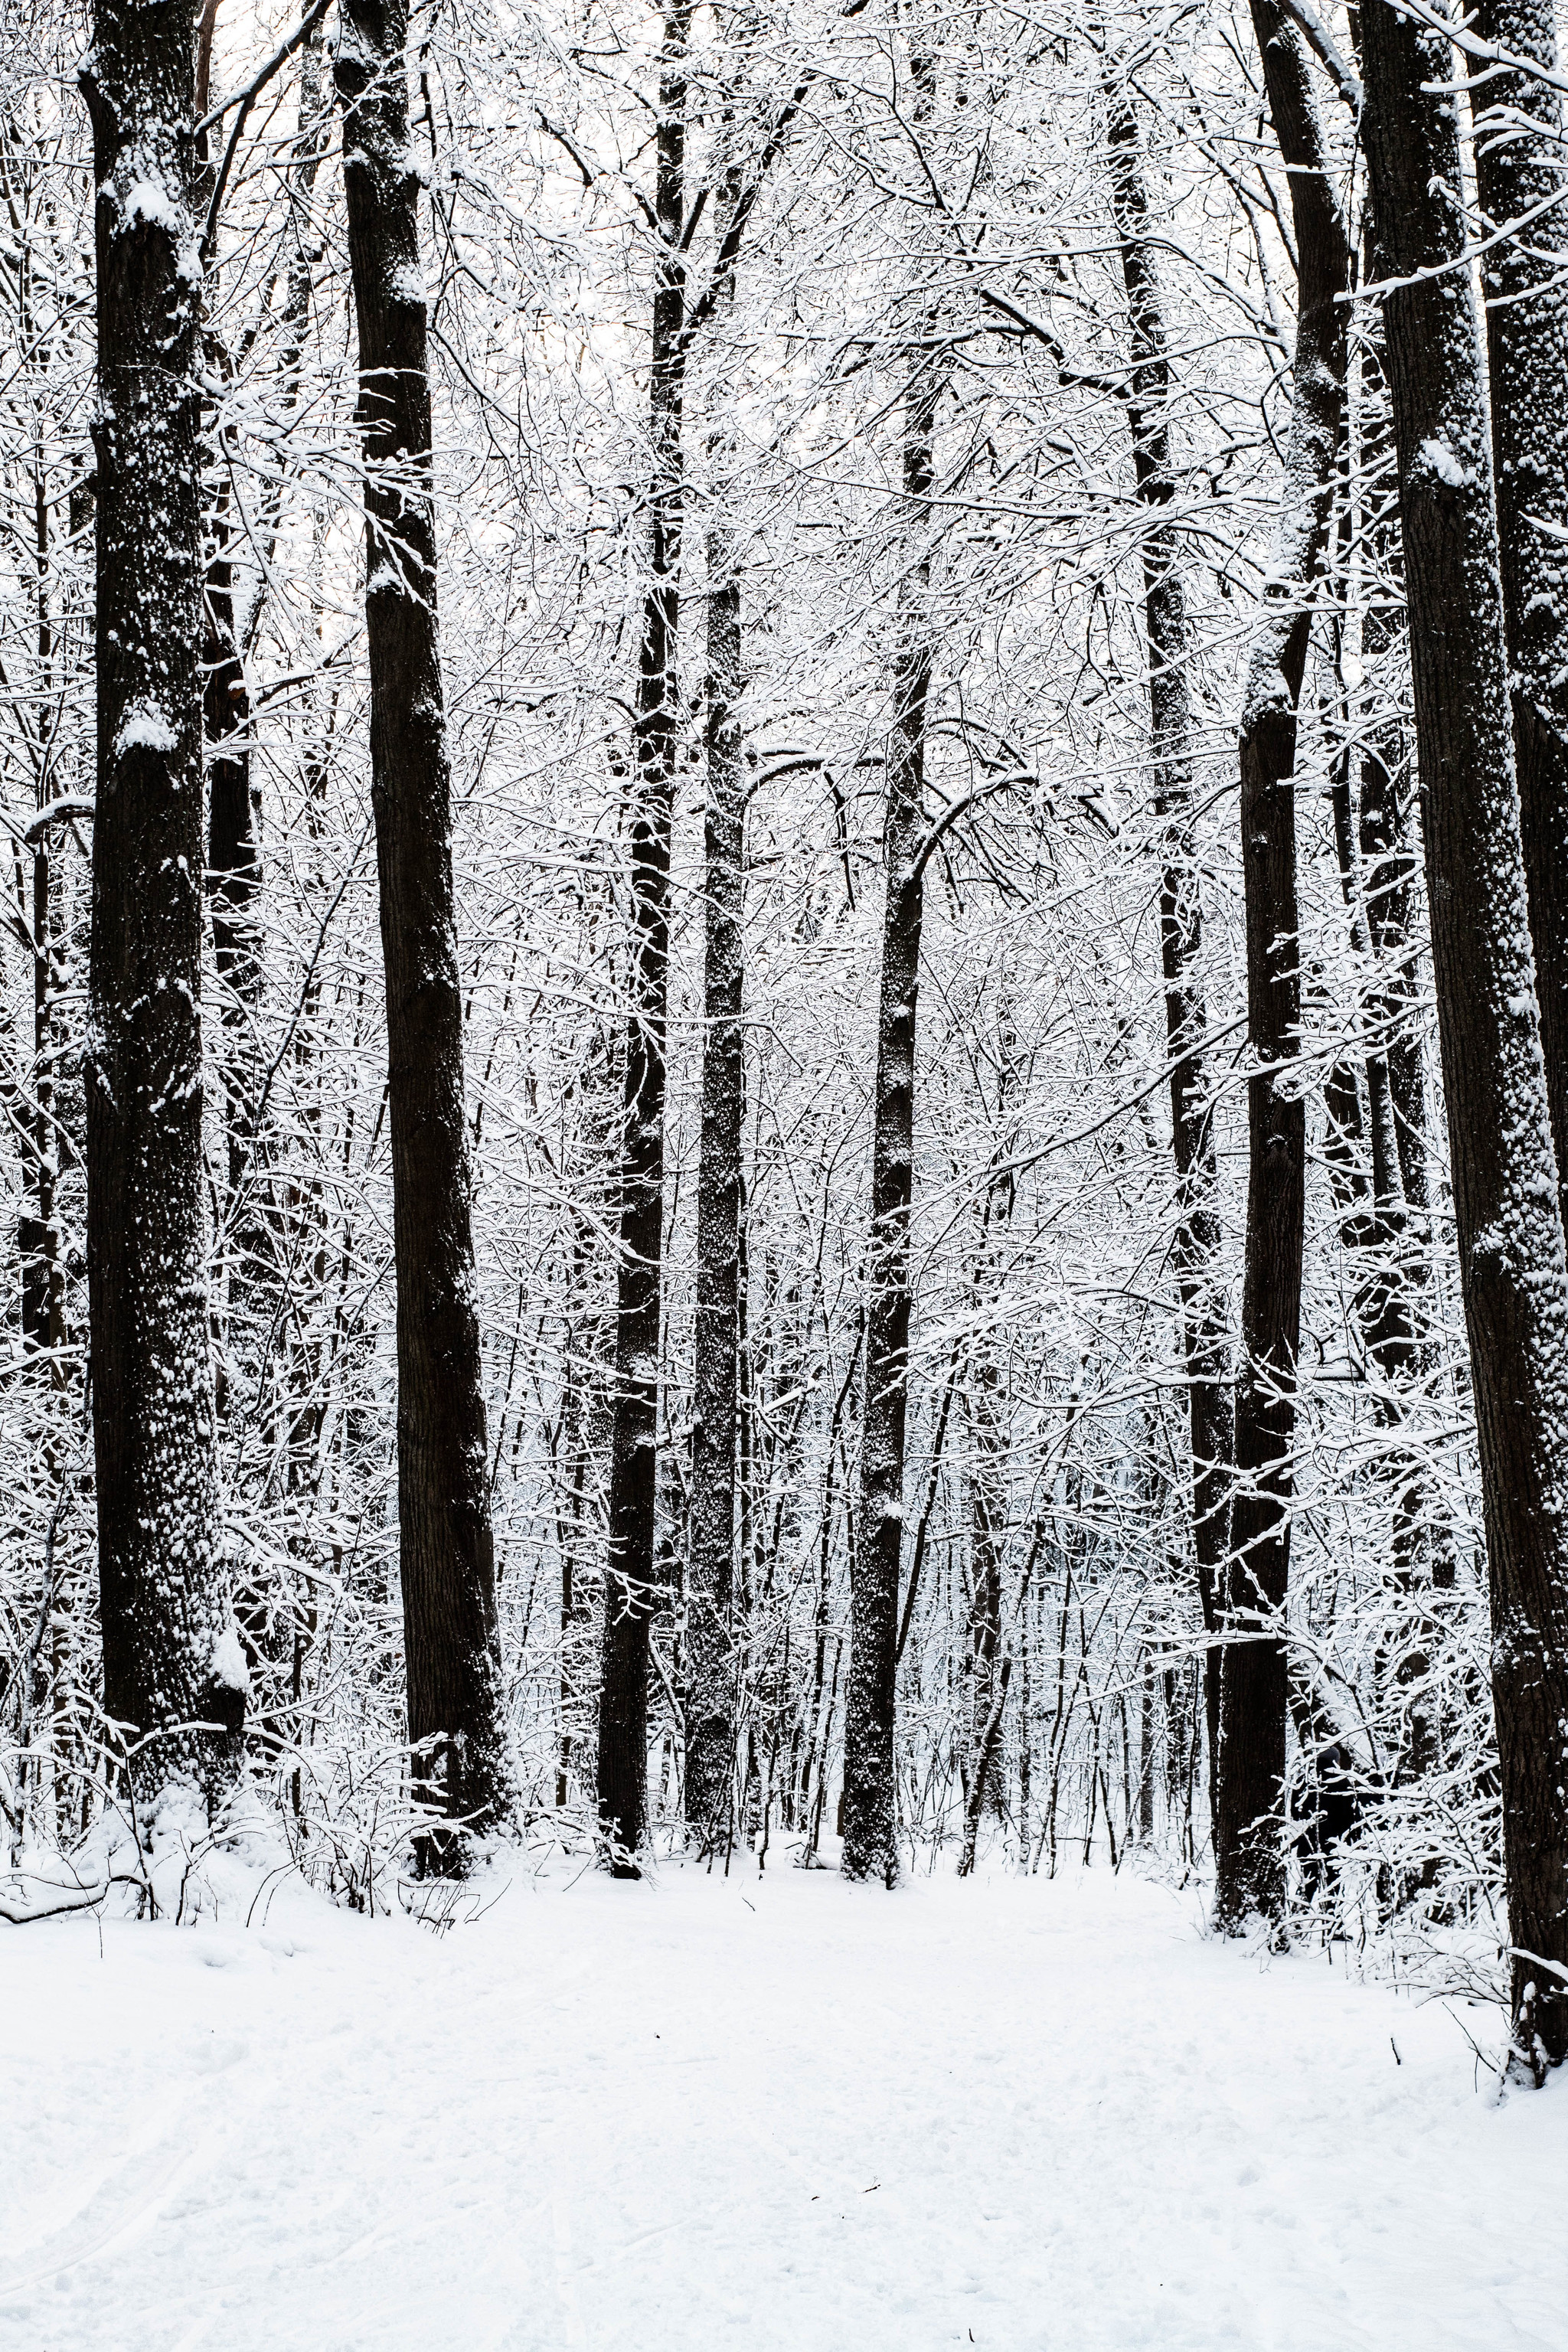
{"left": 1104, "top": 74, "right": 1231, "bottom": 1821}
{"left": 843, "top": 53, "right": 946, "bottom": 1883}
{"left": 1469, "top": 0, "right": 1568, "bottom": 1228}
{"left": 204, "top": 481, "right": 260, "bottom": 1274}
{"left": 1354, "top": 283, "right": 1446, "bottom": 1606}
{"left": 1362, "top": 0, "right": 1568, "bottom": 2075}
{"left": 336, "top": 0, "right": 513, "bottom": 1860}
{"left": 685, "top": 155, "right": 746, "bottom": 1851}
{"left": 1213, "top": 0, "right": 1349, "bottom": 1935}
{"left": 596, "top": 0, "right": 692, "bottom": 1870}
{"left": 80, "top": 0, "right": 243, "bottom": 1810}
{"left": 958, "top": 1025, "right": 1017, "bottom": 1879}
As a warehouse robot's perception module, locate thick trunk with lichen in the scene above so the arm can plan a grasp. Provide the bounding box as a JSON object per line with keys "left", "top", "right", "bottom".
{"left": 1363, "top": 0, "right": 1568, "bottom": 2075}
{"left": 1214, "top": 1, "right": 1348, "bottom": 1932}
{"left": 82, "top": 0, "right": 244, "bottom": 1808}
{"left": 337, "top": 0, "right": 512, "bottom": 1854}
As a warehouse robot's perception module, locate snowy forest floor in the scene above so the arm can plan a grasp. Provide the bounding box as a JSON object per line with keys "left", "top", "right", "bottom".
{"left": 3, "top": 1854, "right": 1564, "bottom": 2352}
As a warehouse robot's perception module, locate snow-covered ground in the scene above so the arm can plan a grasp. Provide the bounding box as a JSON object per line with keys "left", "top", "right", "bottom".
{"left": 3, "top": 1853, "right": 1563, "bottom": 2350}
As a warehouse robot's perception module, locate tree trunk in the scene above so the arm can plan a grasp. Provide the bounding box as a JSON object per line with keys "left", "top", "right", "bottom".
{"left": 81, "top": 1, "right": 244, "bottom": 1808}
{"left": 1349, "top": 262, "right": 1450, "bottom": 1622}
{"left": 1214, "top": 0, "right": 1348, "bottom": 1932}
{"left": 1103, "top": 76, "right": 1231, "bottom": 1821}
{"left": 1468, "top": 0, "right": 1568, "bottom": 1223}
{"left": 596, "top": 0, "right": 691, "bottom": 1867}
{"left": 1362, "top": 0, "right": 1568, "bottom": 2075}
{"left": 957, "top": 1015, "right": 1017, "bottom": 1873}
{"left": 205, "top": 19, "right": 327, "bottom": 1312}
{"left": 685, "top": 277, "right": 746, "bottom": 1851}
{"left": 204, "top": 471, "right": 260, "bottom": 1251}
{"left": 1138, "top": 1649, "right": 1156, "bottom": 1842}
{"left": 1327, "top": 754, "right": 1419, "bottom": 1379}
{"left": 842, "top": 72, "right": 945, "bottom": 1882}
{"left": 336, "top": 0, "right": 511, "bottom": 1855}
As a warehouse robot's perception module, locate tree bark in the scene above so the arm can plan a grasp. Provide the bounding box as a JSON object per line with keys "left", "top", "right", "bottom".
{"left": 337, "top": 0, "right": 512, "bottom": 1854}
{"left": 207, "top": 24, "right": 328, "bottom": 1341}
{"left": 956, "top": 1016, "right": 1018, "bottom": 1874}
{"left": 685, "top": 211, "right": 746, "bottom": 1849}
{"left": 1362, "top": 0, "right": 1568, "bottom": 2075}
{"left": 1103, "top": 77, "right": 1231, "bottom": 1821}
{"left": 596, "top": 0, "right": 691, "bottom": 1867}
{"left": 1214, "top": 0, "right": 1348, "bottom": 1932}
{"left": 1326, "top": 755, "right": 1417, "bottom": 1390}
{"left": 1468, "top": 0, "right": 1568, "bottom": 1224}
{"left": 842, "top": 70, "right": 945, "bottom": 1881}
{"left": 204, "top": 474, "right": 260, "bottom": 1249}
{"left": 81, "top": 0, "right": 244, "bottom": 1808}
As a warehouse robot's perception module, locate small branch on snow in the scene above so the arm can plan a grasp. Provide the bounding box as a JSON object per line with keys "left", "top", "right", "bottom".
{"left": 22, "top": 795, "right": 94, "bottom": 846}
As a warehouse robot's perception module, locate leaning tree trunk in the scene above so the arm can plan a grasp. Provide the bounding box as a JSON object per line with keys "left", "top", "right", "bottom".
{"left": 1362, "top": 0, "right": 1568, "bottom": 2077}
{"left": 80, "top": 0, "right": 245, "bottom": 1809}
{"left": 1214, "top": 0, "right": 1348, "bottom": 1932}
{"left": 842, "top": 90, "right": 946, "bottom": 1883}
{"left": 1103, "top": 76, "right": 1231, "bottom": 1820}
{"left": 684, "top": 169, "right": 746, "bottom": 1854}
{"left": 1468, "top": 0, "right": 1568, "bottom": 1224}
{"left": 336, "top": 0, "right": 511, "bottom": 1854}
{"left": 597, "top": 0, "right": 692, "bottom": 1867}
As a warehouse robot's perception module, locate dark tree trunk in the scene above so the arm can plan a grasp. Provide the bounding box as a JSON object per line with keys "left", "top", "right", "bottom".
{"left": 1363, "top": 0, "right": 1568, "bottom": 2076}
{"left": 1468, "top": 0, "right": 1568, "bottom": 1225}
{"left": 336, "top": 0, "right": 511, "bottom": 1853}
{"left": 597, "top": 0, "right": 691, "bottom": 1867}
{"left": 195, "top": 0, "right": 260, "bottom": 1317}
{"left": 1214, "top": 1, "right": 1349, "bottom": 1932}
{"left": 1358, "top": 690, "right": 1431, "bottom": 1243}
{"left": 22, "top": 836, "right": 65, "bottom": 1375}
{"left": 1350, "top": 277, "right": 1433, "bottom": 1241}
{"left": 1351, "top": 262, "right": 1449, "bottom": 1608}
{"left": 956, "top": 1018, "right": 1018, "bottom": 1875}
{"left": 685, "top": 244, "right": 746, "bottom": 1849}
{"left": 842, "top": 97, "right": 945, "bottom": 1881}
{"left": 204, "top": 492, "right": 260, "bottom": 1240}
{"left": 207, "top": 24, "right": 327, "bottom": 1334}
{"left": 80, "top": 2, "right": 244, "bottom": 1807}
{"left": 1104, "top": 77, "right": 1231, "bottom": 1820}
{"left": 1138, "top": 1649, "right": 1156, "bottom": 1843}
{"left": 1326, "top": 761, "right": 1417, "bottom": 1394}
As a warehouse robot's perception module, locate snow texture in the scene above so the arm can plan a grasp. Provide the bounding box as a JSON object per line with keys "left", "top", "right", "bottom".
{"left": 207, "top": 1622, "right": 249, "bottom": 1697}
{"left": 2, "top": 1862, "right": 1562, "bottom": 2349}
{"left": 117, "top": 178, "right": 182, "bottom": 240}
{"left": 1419, "top": 436, "right": 1472, "bottom": 491}
{"left": 113, "top": 702, "right": 178, "bottom": 759}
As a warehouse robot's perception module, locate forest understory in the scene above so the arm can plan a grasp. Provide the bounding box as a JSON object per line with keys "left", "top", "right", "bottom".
{"left": 5, "top": 1850, "right": 1564, "bottom": 2352}
{"left": 9, "top": 0, "right": 1568, "bottom": 2302}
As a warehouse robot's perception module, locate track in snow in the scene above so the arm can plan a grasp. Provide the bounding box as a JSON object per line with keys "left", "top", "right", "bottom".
{"left": 2, "top": 1858, "right": 1562, "bottom": 2350}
